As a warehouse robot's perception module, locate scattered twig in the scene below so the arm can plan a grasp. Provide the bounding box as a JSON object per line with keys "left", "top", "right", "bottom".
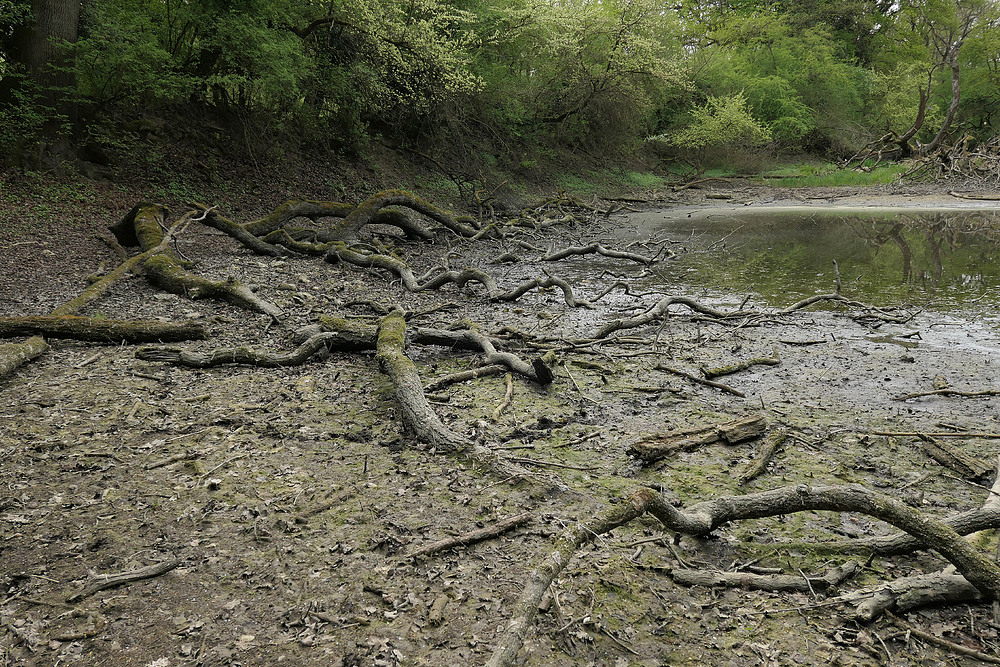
{"left": 655, "top": 364, "right": 745, "bottom": 397}
{"left": 894, "top": 388, "right": 1000, "bottom": 401}
{"left": 408, "top": 512, "right": 533, "bottom": 559}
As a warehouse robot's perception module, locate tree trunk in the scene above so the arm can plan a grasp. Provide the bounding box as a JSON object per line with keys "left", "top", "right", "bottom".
{"left": 9, "top": 0, "right": 81, "bottom": 143}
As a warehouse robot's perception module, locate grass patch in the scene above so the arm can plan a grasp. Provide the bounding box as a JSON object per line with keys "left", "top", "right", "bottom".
{"left": 755, "top": 162, "right": 905, "bottom": 187}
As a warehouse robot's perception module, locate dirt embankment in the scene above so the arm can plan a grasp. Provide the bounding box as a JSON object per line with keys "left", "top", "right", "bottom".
{"left": 2, "top": 175, "right": 1000, "bottom": 666}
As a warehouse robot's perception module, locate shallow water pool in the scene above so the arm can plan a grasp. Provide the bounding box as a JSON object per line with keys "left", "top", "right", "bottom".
{"left": 620, "top": 206, "right": 1000, "bottom": 319}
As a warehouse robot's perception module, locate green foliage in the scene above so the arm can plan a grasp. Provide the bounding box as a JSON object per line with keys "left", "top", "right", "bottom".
{"left": 3, "top": 0, "right": 999, "bottom": 170}
{"left": 669, "top": 92, "right": 772, "bottom": 151}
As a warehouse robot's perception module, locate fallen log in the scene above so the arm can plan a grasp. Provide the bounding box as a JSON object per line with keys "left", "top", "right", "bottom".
{"left": 629, "top": 415, "right": 766, "bottom": 463}
{"left": 0, "top": 336, "right": 49, "bottom": 379}
{"left": 0, "top": 315, "right": 206, "bottom": 343}
{"left": 737, "top": 428, "right": 787, "bottom": 485}
{"left": 671, "top": 560, "right": 860, "bottom": 593}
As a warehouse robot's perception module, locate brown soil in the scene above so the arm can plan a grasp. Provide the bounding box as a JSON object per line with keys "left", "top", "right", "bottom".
{"left": 2, "top": 170, "right": 1000, "bottom": 667}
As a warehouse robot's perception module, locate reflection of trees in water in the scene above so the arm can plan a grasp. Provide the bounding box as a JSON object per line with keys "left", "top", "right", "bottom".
{"left": 844, "top": 212, "right": 1000, "bottom": 287}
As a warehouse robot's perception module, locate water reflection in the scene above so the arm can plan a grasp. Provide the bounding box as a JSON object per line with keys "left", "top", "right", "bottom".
{"left": 640, "top": 208, "right": 1000, "bottom": 315}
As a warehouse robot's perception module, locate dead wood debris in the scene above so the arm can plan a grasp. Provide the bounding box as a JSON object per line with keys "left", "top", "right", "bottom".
{"left": 736, "top": 428, "right": 788, "bottom": 485}
{"left": 671, "top": 559, "right": 860, "bottom": 593}
{"left": 701, "top": 348, "right": 780, "bottom": 379}
{"left": 894, "top": 387, "right": 1000, "bottom": 401}
{"left": 65, "top": 559, "right": 181, "bottom": 603}
{"left": 628, "top": 415, "right": 767, "bottom": 463}
{"left": 487, "top": 483, "right": 1000, "bottom": 667}
{"left": 407, "top": 511, "right": 533, "bottom": 559}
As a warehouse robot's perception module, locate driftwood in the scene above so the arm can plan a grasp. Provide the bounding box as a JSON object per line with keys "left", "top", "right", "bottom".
{"left": 701, "top": 348, "right": 780, "bottom": 379}
{"left": 917, "top": 433, "right": 992, "bottom": 480}
{"left": 671, "top": 560, "right": 860, "bottom": 593}
{"left": 408, "top": 511, "right": 533, "bottom": 559}
{"left": 656, "top": 364, "right": 745, "bottom": 397}
{"left": 66, "top": 558, "right": 181, "bottom": 603}
{"left": 0, "top": 315, "right": 206, "bottom": 343}
{"left": 736, "top": 428, "right": 787, "bottom": 485}
{"left": 629, "top": 415, "right": 766, "bottom": 463}
{"left": 486, "top": 483, "right": 1000, "bottom": 667}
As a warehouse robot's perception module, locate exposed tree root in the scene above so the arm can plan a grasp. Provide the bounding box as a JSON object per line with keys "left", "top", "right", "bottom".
{"left": 597, "top": 291, "right": 913, "bottom": 339}
{"left": 541, "top": 243, "right": 661, "bottom": 264}
{"left": 424, "top": 364, "right": 508, "bottom": 392}
{"left": 376, "top": 310, "right": 474, "bottom": 453}
{"left": 487, "top": 484, "right": 1000, "bottom": 667}
{"left": 701, "top": 348, "right": 780, "bottom": 379}
{"left": 114, "top": 203, "right": 285, "bottom": 319}
{"left": 597, "top": 296, "right": 752, "bottom": 339}
{"left": 0, "top": 315, "right": 206, "bottom": 343}
{"left": 317, "top": 315, "right": 553, "bottom": 385}
{"left": 135, "top": 333, "right": 341, "bottom": 367}
{"left": 327, "top": 244, "right": 592, "bottom": 307}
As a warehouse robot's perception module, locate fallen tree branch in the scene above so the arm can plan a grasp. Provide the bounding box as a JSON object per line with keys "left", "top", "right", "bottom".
{"left": 737, "top": 428, "right": 787, "bottom": 485}
{"left": 486, "top": 484, "right": 1000, "bottom": 667}
{"left": 66, "top": 558, "right": 181, "bottom": 603}
{"left": 701, "top": 348, "right": 780, "bottom": 379}
{"left": 655, "top": 364, "right": 745, "bottom": 397}
{"left": 408, "top": 511, "right": 533, "bottom": 559}
{"left": 671, "top": 560, "right": 860, "bottom": 593}
{"left": 0, "top": 315, "right": 206, "bottom": 344}
{"left": 894, "top": 388, "right": 1000, "bottom": 401}
{"left": 886, "top": 612, "right": 1000, "bottom": 664}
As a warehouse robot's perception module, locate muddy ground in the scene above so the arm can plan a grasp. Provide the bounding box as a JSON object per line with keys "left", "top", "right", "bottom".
{"left": 2, "top": 178, "right": 1000, "bottom": 667}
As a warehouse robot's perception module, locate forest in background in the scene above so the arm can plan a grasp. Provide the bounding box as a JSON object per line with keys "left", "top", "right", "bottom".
{"left": 1, "top": 0, "right": 999, "bottom": 186}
